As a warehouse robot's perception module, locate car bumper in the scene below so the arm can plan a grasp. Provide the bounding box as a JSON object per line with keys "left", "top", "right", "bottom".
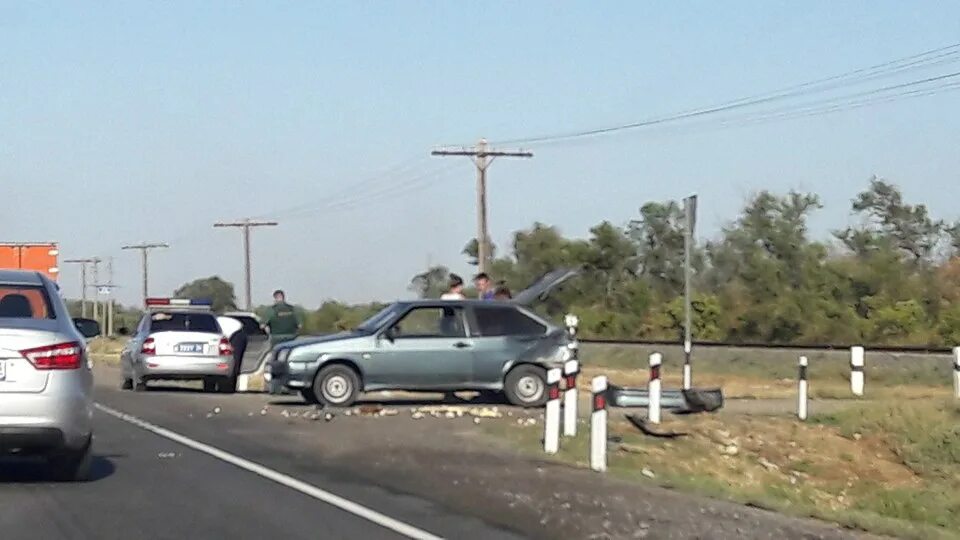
{"left": 0, "top": 393, "right": 92, "bottom": 452}
{"left": 138, "top": 356, "right": 235, "bottom": 379}
{"left": 266, "top": 360, "right": 313, "bottom": 389}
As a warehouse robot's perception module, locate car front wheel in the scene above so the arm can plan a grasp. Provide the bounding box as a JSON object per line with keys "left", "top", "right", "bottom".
{"left": 313, "top": 365, "right": 360, "bottom": 407}
{"left": 504, "top": 365, "right": 548, "bottom": 408}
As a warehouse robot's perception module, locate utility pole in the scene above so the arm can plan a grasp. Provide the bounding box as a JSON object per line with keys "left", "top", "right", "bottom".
{"left": 64, "top": 258, "right": 97, "bottom": 317}
{"left": 431, "top": 138, "right": 533, "bottom": 274}
{"left": 91, "top": 257, "right": 102, "bottom": 324}
{"left": 93, "top": 257, "right": 117, "bottom": 336}
{"left": 122, "top": 243, "right": 169, "bottom": 308}
{"left": 682, "top": 194, "right": 697, "bottom": 390}
{"left": 214, "top": 219, "right": 278, "bottom": 310}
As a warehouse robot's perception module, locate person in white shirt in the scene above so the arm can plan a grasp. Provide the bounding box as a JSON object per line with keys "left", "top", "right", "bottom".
{"left": 440, "top": 274, "right": 466, "bottom": 300}
{"left": 217, "top": 316, "right": 247, "bottom": 385}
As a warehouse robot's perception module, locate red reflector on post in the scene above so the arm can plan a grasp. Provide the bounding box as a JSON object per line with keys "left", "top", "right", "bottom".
{"left": 20, "top": 342, "right": 83, "bottom": 370}
{"left": 650, "top": 365, "right": 661, "bottom": 380}
{"left": 593, "top": 394, "right": 606, "bottom": 411}
{"left": 565, "top": 375, "right": 576, "bottom": 388}
{"left": 548, "top": 385, "right": 561, "bottom": 401}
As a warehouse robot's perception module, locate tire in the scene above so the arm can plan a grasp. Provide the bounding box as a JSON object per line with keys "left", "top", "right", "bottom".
{"left": 121, "top": 378, "right": 133, "bottom": 390}
{"left": 202, "top": 378, "right": 217, "bottom": 393}
{"left": 312, "top": 364, "right": 361, "bottom": 407}
{"left": 300, "top": 387, "right": 318, "bottom": 404}
{"left": 504, "top": 365, "right": 548, "bottom": 408}
{"left": 133, "top": 380, "right": 147, "bottom": 392}
{"left": 218, "top": 376, "right": 237, "bottom": 394}
{"left": 49, "top": 438, "right": 93, "bottom": 482}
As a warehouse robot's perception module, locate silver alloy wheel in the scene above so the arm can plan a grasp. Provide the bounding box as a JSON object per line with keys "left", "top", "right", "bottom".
{"left": 515, "top": 375, "right": 544, "bottom": 403}
{"left": 323, "top": 374, "right": 351, "bottom": 403}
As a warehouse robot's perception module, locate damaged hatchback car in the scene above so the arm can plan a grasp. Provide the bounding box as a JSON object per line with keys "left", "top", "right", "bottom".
{"left": 267, "top": 268, "right": 579, "bottom": 408}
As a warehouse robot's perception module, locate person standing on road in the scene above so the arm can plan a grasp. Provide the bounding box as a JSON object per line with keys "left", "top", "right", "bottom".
{"left": 264, "top": 289, "right": 301, "bottom": 347}
{"left": 440, "top": 274, "right": 466, "bottom": 300}
{"left": 493, "top": 283, "right": 512, "bottom": 300}
{"left": 473, "top": 273, "right": 496, "bottom": 300}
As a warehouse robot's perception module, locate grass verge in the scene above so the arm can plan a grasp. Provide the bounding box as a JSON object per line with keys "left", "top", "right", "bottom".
{"left": 483, "top": 399, "right": 960, "bottom": 539}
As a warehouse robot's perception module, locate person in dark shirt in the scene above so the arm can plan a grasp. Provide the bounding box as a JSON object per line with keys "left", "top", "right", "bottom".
{"left": 493, "top": 284, "right": 512, "bottom": 300}
{"left": 473, "top": 273, "right": 496, "bottom": 300}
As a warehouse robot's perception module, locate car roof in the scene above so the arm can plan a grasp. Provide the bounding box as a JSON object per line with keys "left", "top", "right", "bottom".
{"left": 0, "top": 269, "right": 46, "bottom": 286}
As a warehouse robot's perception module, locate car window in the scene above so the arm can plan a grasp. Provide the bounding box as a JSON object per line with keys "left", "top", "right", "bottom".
{"left": 148, "top": 312, "right": 221, "bottom": 333}
{"left": 391, "top": 306, "right": 465, "bottom": 338}
{"left": 230, "top": 316, "right": 265, "bottom": 335}
{"left": 472, "top": 306, "right": 547, "bottom": 337}
{"left": 0, "top": 285, "right": 55, "bottom": 319}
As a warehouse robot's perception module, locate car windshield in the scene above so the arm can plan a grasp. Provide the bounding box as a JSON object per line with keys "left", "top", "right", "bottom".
{"left": 149, "top": 312, "right": 220, "bottom": 333}
{"left": 0, "top": 285, "right": 55, "bottom": 319}
{"left": 354, "top": 304, "right": 401, "bottom": 333}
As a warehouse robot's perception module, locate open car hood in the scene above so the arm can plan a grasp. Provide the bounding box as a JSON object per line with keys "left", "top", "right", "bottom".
{"left": 511, "top": 267, "right": 580, "bottom": 306}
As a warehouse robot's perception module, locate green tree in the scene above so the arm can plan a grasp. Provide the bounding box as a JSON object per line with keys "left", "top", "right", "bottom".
{"left": 409, "top": 265, "right": 451, "bottom": 299}
{"left": 173, "top": 276, "right": 238, "bottom": 313}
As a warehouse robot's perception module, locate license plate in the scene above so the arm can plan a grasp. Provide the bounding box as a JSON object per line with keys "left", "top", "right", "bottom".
{"left": 0, "top": 360, "right": 5, "bottom": 381}
{"left": 174, "top": 343, "right": 205, "bottom": 354}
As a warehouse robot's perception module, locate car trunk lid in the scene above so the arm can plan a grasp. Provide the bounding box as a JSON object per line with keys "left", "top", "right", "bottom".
{"left": 511, "top": 267, "right": 580, "bottom": 306}
{"left": 0, "top": 329, "right": 59, "bottom": 393}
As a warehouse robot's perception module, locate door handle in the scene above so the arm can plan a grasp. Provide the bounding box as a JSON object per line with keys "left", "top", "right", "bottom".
{"left": 453, "top": 342, "right": 471, "bottom": 349}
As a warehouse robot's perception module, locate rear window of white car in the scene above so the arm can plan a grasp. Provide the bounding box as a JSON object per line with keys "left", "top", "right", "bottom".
{"left": 0, "top": 285, "right": 55, "bottom": 319}
{"left": 149, "top": 312, "right": 220, "bottom": 333}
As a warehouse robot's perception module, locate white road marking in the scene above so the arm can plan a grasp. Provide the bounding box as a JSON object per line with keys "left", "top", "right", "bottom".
{"left": 94, "top": 402, "right": 443, "bottom": 540}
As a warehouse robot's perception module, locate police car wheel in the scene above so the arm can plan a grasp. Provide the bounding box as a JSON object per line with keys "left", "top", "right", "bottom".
{"left": 313, "top": 365, "right": 360, "bottom": 407}
{"left": 504, "top": 365, "right": 548, "bottom": 408}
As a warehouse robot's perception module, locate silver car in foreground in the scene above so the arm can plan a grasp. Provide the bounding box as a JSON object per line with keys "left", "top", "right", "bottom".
{"left": 119, "top": 298, "right": 237, "bottom": 393}
{"left": 0, "top": 270, "right": 101, "bottom": 481}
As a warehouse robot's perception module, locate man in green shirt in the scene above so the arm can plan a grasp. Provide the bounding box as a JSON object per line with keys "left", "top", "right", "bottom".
{"left": 265, "top": 289, "right": 301, "bottom": 347}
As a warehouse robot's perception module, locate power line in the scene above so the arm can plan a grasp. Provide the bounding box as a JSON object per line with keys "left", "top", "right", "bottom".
{"left": 488, "top": 42, "right": 960, "bottom": 146}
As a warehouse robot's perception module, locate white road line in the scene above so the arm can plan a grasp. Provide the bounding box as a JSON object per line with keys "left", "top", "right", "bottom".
{"left": 94, "top": 402, "right": 444, "bottom": 540}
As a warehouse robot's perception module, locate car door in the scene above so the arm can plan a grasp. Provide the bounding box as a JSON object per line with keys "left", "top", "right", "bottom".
{"left": 467, "top": 304, "right": 549, "bottom": 385}
{"left": 121, "top": 315, "right": 150, "bottom": 378}
{"left": 373, "top": 305, "right": 473, "bottom": 389}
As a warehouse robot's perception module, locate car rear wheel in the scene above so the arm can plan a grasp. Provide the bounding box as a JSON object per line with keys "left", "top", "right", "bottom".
{"left": 504, "top": 365, "right": 548, "bottom": 408}
{"left": 202, "top": 378, "right": 217, "bottom": 393}
{"left": 218, "top": 375, "right": 237, "bottom": 394}
{"left": 133, "top": 380, "right": 147, "bottom": 392}
{"left": 121, "top": 378, "right": 133, "bottom": 390}
{"left": 49, "top": 438, "right": 93, "bottom": 482}
{"left": 313, "top": 365, "right": 360, "bottom": 407}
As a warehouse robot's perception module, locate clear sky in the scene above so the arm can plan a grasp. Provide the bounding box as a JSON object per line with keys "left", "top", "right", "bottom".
{"left": 2, "top": 2, "right": 959, "bottom": 307}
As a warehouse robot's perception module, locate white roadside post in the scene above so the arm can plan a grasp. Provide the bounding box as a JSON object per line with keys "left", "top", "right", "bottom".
{"left": 590, "top": 375, "right": 608, "bottom": 472}
{"left": 797, "top": 356, "right": 808, "bottom": 421}
{"left": 953, "top": 347, "right": 960, "bottom": 399}
{"left": 563, "top": 314, "right": 580, "bottom": 437}
{"left": 544, "top": 368, "right": 562, "bottom": 455}
{"left": 648, "top": 352, "right": 662, "bottom": 425}
{"left": 850, "top": 346, "right": 865, "bottom": 397}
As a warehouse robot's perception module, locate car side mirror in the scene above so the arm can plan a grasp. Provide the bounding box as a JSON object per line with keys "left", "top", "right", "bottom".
{"left": 383, "top": 326, "right": 397, "bottom": 342}
{"left": 73, "top": 318, "right": 101, "bottom": 339}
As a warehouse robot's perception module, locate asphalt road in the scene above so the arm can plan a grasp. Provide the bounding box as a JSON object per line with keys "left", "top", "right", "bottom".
{"left": 0, "top": 372, "right": 524, "bottom": 540}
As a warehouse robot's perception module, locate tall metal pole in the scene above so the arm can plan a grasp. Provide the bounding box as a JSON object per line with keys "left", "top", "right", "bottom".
{"left": 431, "top": 139, "right": 533, "bottom": 274}
{"left": 91, "top": 258, "right": 101, "bottom": 325}
{"left": 682, "top": 194, "right": 697, "bottom": 390}
{"left": 242, "top": 220, "right": 252, "bottom": 311}
{"left": 65, "top": 258, "right": 96, "bottom": 317}
{"left": 475, "top": 140, "right": 490, "bottom": 273}
{"left": 122, "top": 243, "right": 169, "bottom": 308}
{"left": 214, "top": 219, "right": 278, "bottom": 311}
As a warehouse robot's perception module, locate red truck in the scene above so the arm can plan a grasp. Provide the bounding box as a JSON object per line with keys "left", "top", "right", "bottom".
{"left": 0, "top": 242, "right": 60, "bottom": 281}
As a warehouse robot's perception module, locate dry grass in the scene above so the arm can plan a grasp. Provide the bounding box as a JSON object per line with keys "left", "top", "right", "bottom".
{"left": 483, "top": 399, "right": 960, "bottom": 539}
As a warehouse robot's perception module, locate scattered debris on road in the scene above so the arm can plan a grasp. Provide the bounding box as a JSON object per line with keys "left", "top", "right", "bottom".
{"left": 624, "top": 414, "right": 689, "bottom": 439}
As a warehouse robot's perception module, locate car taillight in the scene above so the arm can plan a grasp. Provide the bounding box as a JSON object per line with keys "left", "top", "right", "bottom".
{"left": 141, "top": 337, "right": 156, "bottom": 355}
{"left": 21, "top": 342, "right": 83, "bottom": 370}
{"left": 219, "top": 337, "right": 233, "bottom": 356}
